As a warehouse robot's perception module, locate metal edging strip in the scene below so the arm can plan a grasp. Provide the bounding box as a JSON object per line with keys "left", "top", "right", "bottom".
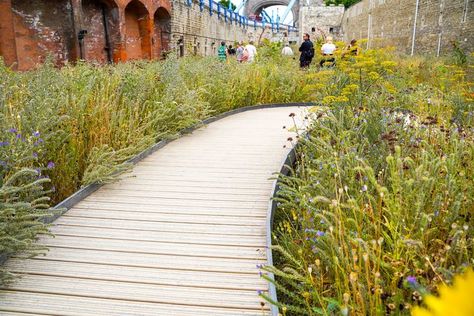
{"left": 266, "top": 143, "right": 298, "bottom": 315}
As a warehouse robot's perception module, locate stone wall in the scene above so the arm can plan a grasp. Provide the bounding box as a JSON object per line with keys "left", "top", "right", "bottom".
{"left": 169, "top": 0, "right": 250, "bottom": 56}
{"left": 298, "top": 0, "right": 345, "bottom": 41}
{"left": 169, "top": 0, "right": 296, "bottom": 56}
{"left": 341, "top": 0, "right": 473, "bottom": 55}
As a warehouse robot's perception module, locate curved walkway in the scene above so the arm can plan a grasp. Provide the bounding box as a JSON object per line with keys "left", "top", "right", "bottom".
{"left": 0, "top": 106, "right": 306, "bottom": 316}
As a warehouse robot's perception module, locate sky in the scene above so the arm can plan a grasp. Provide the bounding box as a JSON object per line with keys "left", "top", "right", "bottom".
{"left": 231, "top": 0, "right": 294, "bottom": 25}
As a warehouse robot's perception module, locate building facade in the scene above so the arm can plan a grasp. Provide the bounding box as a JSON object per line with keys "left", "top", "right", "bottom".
{"left": 0, "top": 0, "right": 174, "bottom": 70}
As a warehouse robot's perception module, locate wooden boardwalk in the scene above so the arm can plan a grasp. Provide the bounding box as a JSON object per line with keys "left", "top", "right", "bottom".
{"left": 0, "top": 106, "right": 305, "bottom": 316}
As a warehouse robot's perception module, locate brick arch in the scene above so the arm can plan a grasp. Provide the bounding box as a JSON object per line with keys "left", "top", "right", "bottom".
{"left": 116, "top": 0, "right": 150, "bottom": 11}
{"left": 151, "top": 0, "right": 172, "bottom": 15}
{"left": 81, "top": 0, "right": 120, "bottom": 63}
{"left": 124, "top": 0, "right": 152, "bottom": 60}
{"left": 153, "top": 6, "right": 171, "bottom": 58}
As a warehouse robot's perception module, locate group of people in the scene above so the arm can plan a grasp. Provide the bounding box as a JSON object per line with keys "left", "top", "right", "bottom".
{"left": 218, "top": 41, "right": 257, "bottom": 63}
{"left": 217, "top": 34, "right": 360, "bottom": 69}
{"left": 297, "top": 33, "right": 360, "bottom": 69}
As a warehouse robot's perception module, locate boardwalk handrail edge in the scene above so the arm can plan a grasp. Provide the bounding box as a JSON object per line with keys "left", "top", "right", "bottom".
{"left": 1, "top": 102, "right": 313, "bottom": 311}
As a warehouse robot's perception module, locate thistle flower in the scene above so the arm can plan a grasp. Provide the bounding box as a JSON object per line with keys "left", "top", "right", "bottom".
{"left": 406, "top": 276, "right": 417, "bottom": 286}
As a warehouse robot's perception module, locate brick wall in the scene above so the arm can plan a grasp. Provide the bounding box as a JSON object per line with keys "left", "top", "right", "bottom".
{"left": 11, "top": 0, "right": 76, "bottom": 70}
{"left": 341, "top": 0, "right": 473, "bottom": 55}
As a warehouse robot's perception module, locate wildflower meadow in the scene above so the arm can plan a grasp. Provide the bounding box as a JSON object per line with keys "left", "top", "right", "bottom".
{"left": 1, "top": 42, "right": 473, "bottom": 314}
{"left": 260, "top": 45, "right": 474, "bottom": 315}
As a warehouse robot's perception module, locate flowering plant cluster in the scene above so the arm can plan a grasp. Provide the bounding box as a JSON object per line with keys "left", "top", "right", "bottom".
{"left": 262, "top": 48, "right": 473, "bottom": 315}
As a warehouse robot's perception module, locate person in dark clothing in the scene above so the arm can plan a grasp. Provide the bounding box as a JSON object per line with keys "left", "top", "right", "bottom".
{"left": 299, "top": 33, "right": 314, "bottom": 69}
{"left": 227, "top": 45, "right": 236, "bottom": 55}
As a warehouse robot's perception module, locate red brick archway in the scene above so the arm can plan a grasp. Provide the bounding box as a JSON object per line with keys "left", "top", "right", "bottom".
{"left": 124, "top": 0, "right": 151, "bottom": 60}
{"left": 81, "top": 0, "right": 120, "bottom": 63}
{"left": 153, "top": 7, "right": 171, "bottom": 59}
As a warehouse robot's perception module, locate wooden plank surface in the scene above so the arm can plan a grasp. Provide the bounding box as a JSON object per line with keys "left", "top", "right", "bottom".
{"left": 0, "top": 106, "right": 306, "bottom": 315}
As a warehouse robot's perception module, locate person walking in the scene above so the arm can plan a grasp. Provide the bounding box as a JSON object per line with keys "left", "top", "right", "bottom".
{"left": 218, "top": 41, "right": 227, "bottom": 62}
{"left": 244, "top": 41, "right": 257, "bottom": 63}
{"left": 236, "top": 42, "right": 244, "bottom": 63}
{"left": 281, "top": 43, "right": 294, "bottom": 56}
{"left": 298, "top": 33, "right": 314, "bottom": 68}
{"left": 319, "top": 36, "right": 336, "bottom": 67}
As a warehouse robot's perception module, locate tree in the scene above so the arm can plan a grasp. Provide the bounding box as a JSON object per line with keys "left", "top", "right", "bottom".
{"left": 324, "top": 0, "right": 361, "bottom": 8}
{"left": 219, "top": 0, "right": 237, "bottom": 10}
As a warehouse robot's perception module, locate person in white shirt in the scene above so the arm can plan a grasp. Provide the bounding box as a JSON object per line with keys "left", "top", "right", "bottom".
{"left": 244, "top": 41, "right": 257, "bottom": 62}
{"left": 319, "top": 36, "right": 337, "bottom": 67}
{"left": 281, "top": 43, "right": 294, "bottom": 56}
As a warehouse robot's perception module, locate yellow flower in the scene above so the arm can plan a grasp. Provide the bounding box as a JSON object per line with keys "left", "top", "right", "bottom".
{"left": 322, "top": 95, "right": 338, "bottom": 105}
{"left": 381, "top": 60, "right": 397, "bottom": 69}
{"left": 368, "top": 71, "right": 381, "bottom": 81}
{"left": 336, "top": 96, "right": 349, "bottom": 103}
{"left": 342, "top": 84, "right": 359, "bottom": 96}
{"left": 412, "top": 269, "right": 474, "bottom": 316}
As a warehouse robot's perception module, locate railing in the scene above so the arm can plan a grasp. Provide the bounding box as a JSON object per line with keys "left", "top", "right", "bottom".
{"left": 183, "top": 0, "right": 298, "bottom": 34}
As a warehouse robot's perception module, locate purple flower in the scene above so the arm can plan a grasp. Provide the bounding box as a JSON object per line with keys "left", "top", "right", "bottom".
{"left": 8, "top": 128, "right": 17, "bottom": 133}
{"left": 33, "top": 152, "right": 38, "bottom": 158}
{"left": 16, "top": 133, "right": 22, "bottom": 139}
{"left": 361, "top": 185, "right": 368, "bottom": 192}
{"left": 0, "top": 141, "right": 9, "bottom": 147}
{"left": 35, "top": 168, "right": 41, "bottom": 175}
{"left": 47, "top": 161, "right": 55, "bottom": 169}
{"left": 33, "top": 131, "right": 40, "bottom": 137}
{"left": 406, "top": 276, "right": 417, "bottom": 285}
{"left": 316, "top": 230, "right": 325, "bottom": 237}
{"left": 257, "top": 290, "right": 263, "bottom": 295}
{"left": 0, "top": 161, "right": 7, "bottom": 167}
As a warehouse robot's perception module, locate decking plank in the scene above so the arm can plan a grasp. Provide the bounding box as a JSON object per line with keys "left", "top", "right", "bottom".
{"left": 6, "top": 260, "right": 266, "bottom": 290}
